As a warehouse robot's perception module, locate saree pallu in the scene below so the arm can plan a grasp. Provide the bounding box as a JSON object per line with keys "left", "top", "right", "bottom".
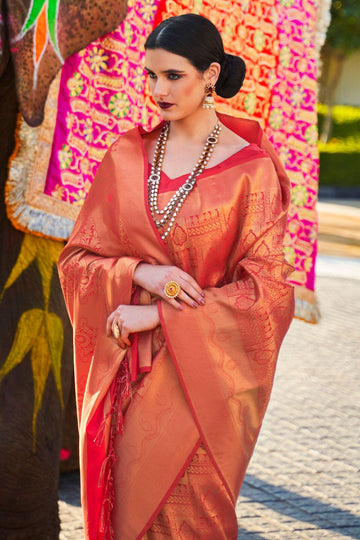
{"left": 58, "top": 114, "right": 294, "bottom": 539}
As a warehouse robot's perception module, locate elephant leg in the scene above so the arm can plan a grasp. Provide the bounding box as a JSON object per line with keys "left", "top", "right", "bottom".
{"left": 0, "top": 57, "right": 74, "bottom": 539}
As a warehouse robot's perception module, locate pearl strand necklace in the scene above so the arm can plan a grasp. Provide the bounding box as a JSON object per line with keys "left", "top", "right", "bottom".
{"left": 148, "top": 122, "right": 222, "bottom": 240}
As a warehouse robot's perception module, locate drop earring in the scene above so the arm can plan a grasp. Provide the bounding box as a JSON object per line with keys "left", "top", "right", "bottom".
{"left": 203, "top": 83, "right": 216, "bottom": 110}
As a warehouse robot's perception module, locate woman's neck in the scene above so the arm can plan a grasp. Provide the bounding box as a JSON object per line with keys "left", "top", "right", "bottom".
{"left": 167, "top": 109, "right": 219, "bottom": 143}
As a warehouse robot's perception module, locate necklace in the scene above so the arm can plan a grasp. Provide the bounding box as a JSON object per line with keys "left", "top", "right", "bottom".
{"left": 148, "top": 122, "right": 222, "bottom": 240}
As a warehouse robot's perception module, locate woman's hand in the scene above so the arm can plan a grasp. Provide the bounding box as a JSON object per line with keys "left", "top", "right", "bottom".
{"left": 106, "top": 304, "right": 160, "bottom": 349}
{"left": 133, "top": 263, "right": 205, "bottom": 310}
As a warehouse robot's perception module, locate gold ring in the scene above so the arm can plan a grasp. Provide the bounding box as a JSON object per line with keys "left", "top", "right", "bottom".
{"left": 164, "top": 281, "right": 181, "bottom": 299}
{"left": 112, "top": 322, "right": 120, "bottom": 339}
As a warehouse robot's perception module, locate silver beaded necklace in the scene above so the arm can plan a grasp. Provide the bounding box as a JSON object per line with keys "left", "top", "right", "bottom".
{"left": 148, "top": 122, "right": 222, "bottom": 240}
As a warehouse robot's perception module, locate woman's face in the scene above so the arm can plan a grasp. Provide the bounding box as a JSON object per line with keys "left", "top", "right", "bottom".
{"left": 145, "top": 48, "right": 207, "bottom": 121}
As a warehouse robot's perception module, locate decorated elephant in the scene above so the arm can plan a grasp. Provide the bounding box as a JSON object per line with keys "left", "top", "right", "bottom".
{"left": 0, "top": 59, "right": 71, "bottom": 539}
{"left": 0, "top": 0, "right": 127, "bottom": 537}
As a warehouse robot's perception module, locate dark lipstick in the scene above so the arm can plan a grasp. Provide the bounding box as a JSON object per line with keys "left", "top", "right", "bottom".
{"left": 158, "top": 102, "right": 174, "bottom": 109}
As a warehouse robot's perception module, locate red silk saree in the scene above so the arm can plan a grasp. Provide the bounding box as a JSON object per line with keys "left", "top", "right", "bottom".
{"left": 58, "top": 114, "right": 294, "bottom": 539}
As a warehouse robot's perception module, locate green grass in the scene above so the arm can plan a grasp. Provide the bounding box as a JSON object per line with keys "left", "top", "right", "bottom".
{"left": 318, "top": 104, "right": 360, "bottom": 187}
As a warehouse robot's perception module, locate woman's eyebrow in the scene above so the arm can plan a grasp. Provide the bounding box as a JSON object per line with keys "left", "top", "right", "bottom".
{"left": 145, "top": 67, "right": 186, "bottom": 74}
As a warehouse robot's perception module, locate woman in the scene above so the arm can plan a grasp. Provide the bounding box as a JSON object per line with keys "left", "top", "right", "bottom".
{"left": 58, "top": 13, "right": 294, "bottom": 540}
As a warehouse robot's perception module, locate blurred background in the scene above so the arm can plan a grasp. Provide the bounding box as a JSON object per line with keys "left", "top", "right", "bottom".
{"left": 318, "top": 0, "right": 360, "bottom": 196}
{"left": 317, "top": 0, "right": 360, "bottom": 267}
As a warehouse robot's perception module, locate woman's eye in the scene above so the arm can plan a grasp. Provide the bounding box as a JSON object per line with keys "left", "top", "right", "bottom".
{"left": 145, "top": 71, "right": 181, "bottom": 80}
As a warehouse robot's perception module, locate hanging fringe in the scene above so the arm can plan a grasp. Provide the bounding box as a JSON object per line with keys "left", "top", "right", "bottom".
{"left": 294, "top": 286, "right": 321, "bottom": 324}
{"left": 97, "top": 357, "right": 132, "bottom": 540}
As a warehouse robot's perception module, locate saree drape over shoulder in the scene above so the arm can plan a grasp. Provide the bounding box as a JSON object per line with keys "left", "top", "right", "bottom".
{"left": 58, "top": 114, "right": 294, "bottom": 540}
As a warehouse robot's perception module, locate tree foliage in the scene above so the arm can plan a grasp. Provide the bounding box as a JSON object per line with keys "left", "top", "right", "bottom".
{"left": 319, "top": 0, "right": 360, "bottom": 142}
{"left": 326, "top": 0, "right": 360, "bottom": 54}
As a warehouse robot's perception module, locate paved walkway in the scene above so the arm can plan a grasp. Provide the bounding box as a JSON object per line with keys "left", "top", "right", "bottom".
{"left": 236, "top": 269, "right": 360, "bottom": 539}
{"left": 59, "top": 201, "right": 360, "bottom": 539}
{"left": 317, "top": 201, "right": 360, "bottom": 258}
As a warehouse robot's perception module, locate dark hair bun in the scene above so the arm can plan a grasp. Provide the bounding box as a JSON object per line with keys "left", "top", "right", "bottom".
{"left": 216, "top": 54, "right": 246, "bottom": 98}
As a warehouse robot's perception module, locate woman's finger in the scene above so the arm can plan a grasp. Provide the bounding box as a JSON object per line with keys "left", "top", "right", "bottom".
{"left": 122, "top": 338, "right": 131, "bottom": 348}
{"left": 108, "top": 321, "right": 126, "bottom": 348}
{"left": 161, "top": 288, "right": 200, "bottom": 310}
{"left": 177, "top": 289, "right": 201, "bottom": 308}
{"left": 181, "top": 274, "right": 205, "bottom": 298}
{"left": 164, "top": 297, "right": 184, "bottom": 310}
{"left": 167, "top": 281, "right": 205, "bottom": 307}
{"left": 180, "top": 281, "right": 205, "bottom": 305}
{"left": 120, "top": 326, "right": 131, "bottom": 347}
{"left": 120, "top": 328, "right": 131, "bottom": 348}
{"left": 113, "top": 325, "right": 129, "bottom": 349}
{"left": 118, "top": 339, "right": 128, "bottom": 349}
{"left": 173, "top": 272, "right": 205, "bottom": 304}
{"left": 107, "top": 314, "right": 127, "bottom": 348}
{"left": 106, "top": 314, "right": 115, "bottom": 336}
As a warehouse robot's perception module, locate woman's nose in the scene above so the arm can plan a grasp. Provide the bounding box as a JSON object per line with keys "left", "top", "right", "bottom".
{"left": 153, "top": 78, "right": 169, "bottom": 98}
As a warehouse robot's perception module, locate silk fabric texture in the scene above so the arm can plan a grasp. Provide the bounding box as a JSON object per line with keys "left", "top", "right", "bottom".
{"left": 58, "top": 114, "right": 294, "bottom": 539}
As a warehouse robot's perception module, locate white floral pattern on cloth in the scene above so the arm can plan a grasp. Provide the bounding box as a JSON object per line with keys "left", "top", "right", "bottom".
{"left": 265, "top": 0, "right": 319, "bottom": 297}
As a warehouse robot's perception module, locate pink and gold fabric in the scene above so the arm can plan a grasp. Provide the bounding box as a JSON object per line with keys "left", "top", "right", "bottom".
{"left": 266, "top": 0, "right": 320, "bottom": 321}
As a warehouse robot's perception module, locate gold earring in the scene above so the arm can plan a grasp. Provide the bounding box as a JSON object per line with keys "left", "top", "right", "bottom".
{"left": 203, "top": 83, "right": 216, "bottom": 110}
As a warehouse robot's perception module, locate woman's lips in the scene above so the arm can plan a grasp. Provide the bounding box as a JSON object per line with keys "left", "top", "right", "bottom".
{"left": 158, "top": 102, "right": 174, "bottom": 110}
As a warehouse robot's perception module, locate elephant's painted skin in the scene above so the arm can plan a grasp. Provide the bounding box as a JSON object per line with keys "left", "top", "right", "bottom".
{"left": 0, "top": 0, "right": 128, "bottom": 535}
{"left": 0, "top": 59, "right": 74, "bottom": 539}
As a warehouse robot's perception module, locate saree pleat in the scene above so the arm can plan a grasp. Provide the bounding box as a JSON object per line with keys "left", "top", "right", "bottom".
{"left": 142, "top": 445, "right": 237, "bottom": 540}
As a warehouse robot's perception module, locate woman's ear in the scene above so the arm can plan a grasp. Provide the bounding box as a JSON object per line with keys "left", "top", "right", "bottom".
{"left": 205, "top": 62, "right": 221, "bottom": 86}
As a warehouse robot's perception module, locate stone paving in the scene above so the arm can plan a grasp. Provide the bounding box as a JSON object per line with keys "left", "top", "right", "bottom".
{"left": 236, "top": 270, "right": 360, "bottom": 539}
{"left": 317, "top": 202, "right": 360, "bottom": 258}
{"left": 58, "top": 266, "right": 360, "bottom": 539}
